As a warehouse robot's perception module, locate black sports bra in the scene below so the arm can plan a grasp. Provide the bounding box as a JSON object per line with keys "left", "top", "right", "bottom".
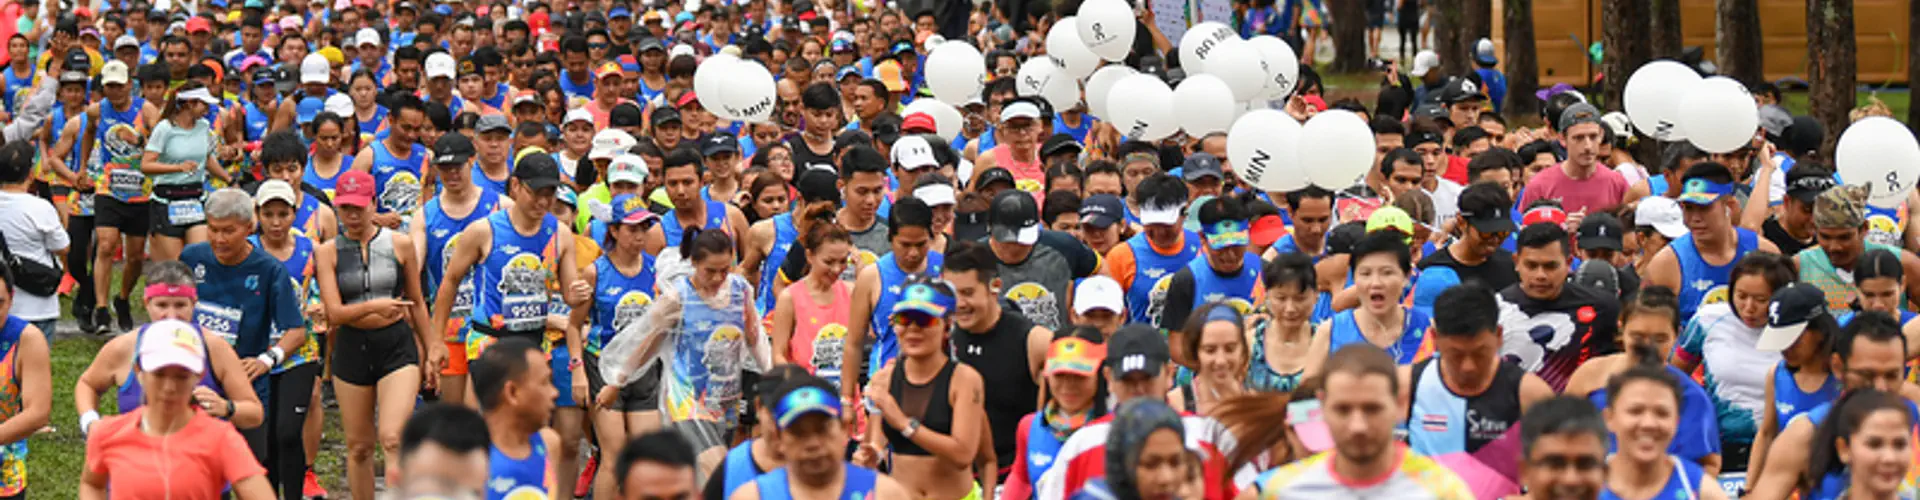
{"left": 884, "top": 360, "right": 957, "bottom": 457}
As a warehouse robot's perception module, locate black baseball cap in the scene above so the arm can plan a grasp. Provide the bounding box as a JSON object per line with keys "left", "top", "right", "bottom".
{"left": 702, "top": 134, "right": 740, "bottom": 157}
{"left": 1781, "top": 116, "right": 1825, "bottom": 157}
{"left": 431, "top": 133, "right": 476, "bottom": 165}
{"left": 1757, "top": 282, "right": 1833, "bottom": 351}
{"left": 990, "top": 190, "right": 1041, "bottom": 245}
{"left": 1437, "top": 76, "right": 1487, "bottom": 104}
{"left": 513, "top": 153, "right": 564, "bottom": 190}
{"left": 975, "top": 167, "right": 1016, "bottom": 192}
{"left": 1042, "top": 133, "right": 1082, "bottom": 158}
{"left": 1785, "top": 167, "right": 1837, "bottom": 204}
{"left": 610, "top": 102, "right": 644, "bottom": 128}
{"left": 1080, "top": 194, "right": 1124, "bottom": 229}
{"left": 1180, "top": 153, "right": 1223, "bottom": 182}
{"left": 637, "top": 37, "right": 666, "bottom": 53}
{"left": 1576, "top": 212, "right": 1624, "bottom": 251}
{"left": 1458, "top": 202, "right": 1514, "bottom": 235}
{"left": 650, "top": 107, "right": 682, "bottom": 128}
{"left": 1107, "top": 324, "right": 1170, "bottom": 377}
{"left": 1412, "top": 103, "right": 1450, "bottom": 123}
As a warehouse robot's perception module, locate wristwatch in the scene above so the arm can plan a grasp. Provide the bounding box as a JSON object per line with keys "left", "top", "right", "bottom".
{"left": 569, "top": 357, "right": 584, "bottom": 371}
{"left": 902, "top": 418, "right": 922, "bottom": 439}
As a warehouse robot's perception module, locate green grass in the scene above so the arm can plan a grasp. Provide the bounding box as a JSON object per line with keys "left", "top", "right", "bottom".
{"left": 1780, "top": 89, "right": 1912, "bottom": 124}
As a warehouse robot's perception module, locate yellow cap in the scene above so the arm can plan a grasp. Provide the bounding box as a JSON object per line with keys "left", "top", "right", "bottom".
{"left": 316, "top": 46, "right": 345, "bottom": 66}
{"left": 875, "top": 60, "right": 906, "bottom": 92}
{"left": 1366, "top": 206, "right": 1415, "bottom": 244}
{"left": 514, "top": 146, "right": 550, "bottom": 165}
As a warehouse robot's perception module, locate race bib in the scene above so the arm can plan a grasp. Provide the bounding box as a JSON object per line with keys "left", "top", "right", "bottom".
{"left": 167, "top": 199, "right": 206, "bottom": 226}
{"left": 108, "top": 168, "right": 146, "bottom": 200}
{"left": 194, "top": 301, "right": 245, "bottom": 346}
{"left": 497, "top": 253, "right": 551, "bottom": 332}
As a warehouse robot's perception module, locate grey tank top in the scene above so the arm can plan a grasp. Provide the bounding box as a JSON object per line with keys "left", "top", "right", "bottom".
{"left": 336, "top": 229, "right": 402, "bottom": 304}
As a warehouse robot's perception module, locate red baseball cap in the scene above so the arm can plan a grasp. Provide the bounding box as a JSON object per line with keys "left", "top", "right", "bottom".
{"left": 1250, "top": 214, "right": 1289, "bottom": 248}
{"left": 902, "top": 112, "right": 937, "bottom": 134}
{"left": 335, "top": 170, "right": 376, "bottom": 207}
{"left": 676, "top": 91, "right": 700, "bottom": 108}
{"left": 184, "top": 17, "right": 213, "bottom": 34}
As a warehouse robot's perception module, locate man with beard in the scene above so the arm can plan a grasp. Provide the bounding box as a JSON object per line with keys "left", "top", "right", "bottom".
{"left": 847, "top": 198, "right": 940, "bottom": 402}
{"left": 985, "top": 190, "right": 1101, "bottom": 332}
{"left": 1412, "top": 182, "right": 1518, "bottom": 316}
{"left": 1248, "top": 344, "right": 1473, "bottom": 498}
{"left": 944, "top": 242, "right": 1052, "bottom": 476}
{"left": 1514, "top": 397, "right": 1609, "bottom": 500}
{"left": 730, "top": 375, "right": 909, "bottom": 500}
{"left": 1497, "top": 222, "right": 1621, "bottom": 392}
{"left": 1642, "top": 162, "right": 1778, "bottom": 323}
{"left": 1747, "top": 312, "right": 1920, "bottom": 499}
{"left": 1792, "top": 185, "right": 1920, "bottom": 311}
{"left": 1518, "top": 104, "right": 1629, "bottom": 219}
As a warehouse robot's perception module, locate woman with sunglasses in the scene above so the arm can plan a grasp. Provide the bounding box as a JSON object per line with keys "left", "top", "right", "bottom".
{"left": 859, "top": 279, "right": 989, "bottom": 500}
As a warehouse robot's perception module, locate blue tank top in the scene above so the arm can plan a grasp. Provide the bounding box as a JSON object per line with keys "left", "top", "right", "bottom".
{"left": 249, "top": 234, "right": 314, "bottom": 284}
{"left": 1773, "top": 360, "right": 1840, "bottom": 432}
{"left": 479, "top": 83, "right": 508, "bottom": 110}
{"left": 1123, "top": 233, "right": 1200, "bottom": 325}
{"left": 1671, "top": 228, "right": 1760, "bottom": 322}
{"left": 664, "top": 274, "right": 754, "bottom": 424}
{"left": 1024, "top": 413, "right": 1066, "bottom": 487}
{"left": 752, "top": 466, "right": 878, "bottom": 500}
{"left": 1407, "top": 357, "right": 1526, "bottom": 459}
{"left": 241, "top": 100, "right": 271, "bottom": 142}
{"left": 588, "top": 253, "right": 658, "bottom": 356}
{"left": 1801, "top": 399, "right": 1920, "bottom": 500}
{"left": 1327, "top": 308, "right": 1430, "bottom": 365}
{"left": 117, "top": 322, "right": 223, "bottom": 413}
{"left": 559, "top": 70, "right": 595, "bottom": 101}
{"left": 471, "top": 162, "right": 510, "bottom": 199}
{"left": 423, "top": 189, "right": 502, "bottom": 322}
{"left": 1186, "top": 253, "right": 1262, "bottom": 313}
{"left": 1, "top": 66, "right": 30, "bottom": 112}
{"left": 467, "top": 211, "right": 559, "bottom": 334}
{"left": 358, "top": 105, "right": 388, "bottom": 138}
{"left": 49, "top": 107, "right": 84, "bottom": 177}
{"left": 290, "top": 194, "right": 327, "bottom": 239}
{"left": 1053, "top": 116, "right": 1092, "bottom": 144}
{"left": 96, "top": 97, "right": 145, "bottom": 170}
{"left": 639, "top": 79, "right": 665, "bottom": 104}
{"left": 722, "top": 440, "right": 762, "bottom": 499}
{"left": 486, "top": 434, "right": 550, "bottom": 500}
{"left": 370, "top": 140, "right": 427, "bottom": 221}
{"left": 1598, "top": 456, "right": 1701, "bottom": 500}
{"left": 867, "top": 252, "right": 944, "bottom": 372}
{"left": 757, "top": 214, "right": 799, "bottom": 315}
{"left": 662, "top": 200, "right": 730, "bottom": 246}
{"left": 304, "top": 155, "right": 352, "bottom": 199}
{"left": 1649, "top": 176, "right": 1670, "bottom": 198}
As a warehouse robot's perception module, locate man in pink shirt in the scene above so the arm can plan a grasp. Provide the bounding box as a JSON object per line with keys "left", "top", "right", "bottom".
{"left": 1518, "top": 103, "right": 1629, "bottom": 222}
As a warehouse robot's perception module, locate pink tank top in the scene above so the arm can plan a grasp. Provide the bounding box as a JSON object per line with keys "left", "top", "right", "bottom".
{"left": 993, "top": 146, "right": 1046, "bottom": 199}
{"left": 786, "top": 279, "right": 852, "bottom": 376}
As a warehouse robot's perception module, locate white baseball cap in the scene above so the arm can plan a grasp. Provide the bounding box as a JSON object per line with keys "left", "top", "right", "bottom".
{"left": 608, "top": 154, "right": 649, "bottom": 185}
{"left": 425, "top": 52, "right": 457, "bottom": 80}
{"left": 100, "top": 60, "right": 131, "bottom": 85}
{"left": 890, "top": 135, "right": 937, "bottom": 171}
{"left": 1073, "top": 275, "right": 1125, "bottom": 315}
{"left": 1138, "top": 202, "right": 1182, "bottom": 226}
{"left": 138, "top": 319, "right": 208, "bottom": 375}
{"left": 1410, "top": 50, "right": 1440, "bottom": 77}
{"left": 563, "top": 108, "right": 594, "bottom": 126}
{"left": 300, "top": 53, "right": 331, "bottom": 84}
{"left": 1635, "top": 196, "right": 1686, "bottom": 239}
{"left": 912, "top": 183, "right": 956, "bottom": 207}
{"left": 256, "top": 179, "right": 298, "bottom": 207}
{"left": 355, "top": 28, "right": 382, "bottom": 47}
{"left": 324, "top": 94, "right": 355, "bottom": 118}
{"left": 590, "top": 129, "right": 638, "bottom": 160}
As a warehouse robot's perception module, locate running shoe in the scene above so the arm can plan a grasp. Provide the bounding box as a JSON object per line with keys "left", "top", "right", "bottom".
{"left": 303, "top": 469, "right": 327, "bottom": 499}
{"left": 75, "top": 304, "right": 96, "bottom": 335}
{"left": 575, "top": 455, "right": 597, "bottom": 498}
{"left": 114, "top": 297, "right": 134, "bottom": 331}
{"left": 92, "top": 308, "right": 112, "bottom": 335}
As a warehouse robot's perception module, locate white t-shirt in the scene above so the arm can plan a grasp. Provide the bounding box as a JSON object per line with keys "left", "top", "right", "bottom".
{"left": 0, "top": 190, "right": 68, "bottom": 320}
{"left": 1426, "top": 179, "right": 1464, "bottom": 229}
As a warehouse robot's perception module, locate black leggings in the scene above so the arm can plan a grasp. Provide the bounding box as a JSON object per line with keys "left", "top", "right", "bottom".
{"left": 1398, "top": 3, "right": 1421, "bottom": 59}
{"left": 68, "top": 215, "right": 94, "bottom": 311}
{"left": 243, "top": 362, "right": 321, "bottom": 500}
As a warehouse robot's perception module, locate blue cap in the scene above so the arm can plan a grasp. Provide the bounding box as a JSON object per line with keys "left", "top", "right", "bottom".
{"left": 889, "top": 41, "right": 913, "bottom": 55}
{"left": 674, "top": 11, "right": 693, "bottom": 24}
{"left": 835, "top": 66, "right": 860, "bottom": 81}
{"left": 432, "top": 4, "right": 453, "bottom": 16}
{"left": 609, "top": 194, "right": 658, "bottom": 226}
{"left": 1203, "top": 219, "right": 1250, "bottom": 250}
{"left": 891, "top": 282, "right": 956, "bottom": 318}
{"left": 296, "top": 96, "right": 325, "bottom": 123}
{"left": 609, "top": 7, "right": 631, "bottom": 18}
{"left": 243, "top": 0, "right": 265, "bottom": 8}
{"left": 556, "top": 184, "right": 579, "bottom": 207}
{"left": 1677, "top": 178, "right": 1734, "bottom": 206}
{"left": 772, "top": 385, "right": 841, "bottom": 429}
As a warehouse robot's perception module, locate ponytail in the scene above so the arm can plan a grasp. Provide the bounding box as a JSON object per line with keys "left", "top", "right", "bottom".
{"left": 681, "top": 227, "right": 734, "bottom": 263}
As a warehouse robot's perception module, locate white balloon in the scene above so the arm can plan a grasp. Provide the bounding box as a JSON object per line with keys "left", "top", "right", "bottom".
{"left": 1247, "top": 36, "right": 1300, "bottom": 99}
{"left": 1172, "top": 74, "right": 1236, "bottom": 135}
{"left": 1297, "top": 110, "right": 1376, "bottom": 189}
{"left": 1677, "top": 77, "right": 1758, "bottom": 153}
{"left": 714, "top": 61, "right": 778, "bottom": 122}
{"left": 925, "top": 41, "right": 987, "bottom": 106}
{"left": 1075, "top": 0, "right": 1136, "bottom": 61}
{"left": 1227, "top": 109, "right": 1306, "bottom": 192}
{"left": 1040, "top": 71, "right": 1082, "bottom": 110}
{"left": 1177, "top": 22, "right": 1237, "bottom": 74}
{"left": 1046, "top": 18, "right": 1101, "bottom": 79}
{"left": 1106, "top": 74, "right": 1178, "bottom": 141}
{"left": 1837, "top": 116, "right": 1920, "bottom": 208}
{"left": 1015, "top": 56, "right": 1079, "bottom": 110}
{"left": 1084, "top": 65, "right": 1136, "bottom": 120}
{"left": 693, "top": 54, "right": 739, "bottom": 111}
{"left": 1202, "top": 40, "right": 1267, "bottom": 102}
{"left": 1624, "top": 60, "right": 1702, "bottom": 141}
{"left": 903, "top": 99, "right": 965, "bottom": 140}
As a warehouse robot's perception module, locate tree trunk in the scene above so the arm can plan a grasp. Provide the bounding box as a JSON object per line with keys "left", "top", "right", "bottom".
{"left": 1807, "top": 0, "right": 1854, "bottom": 161}
{"left": 1716, "top": 0, "right": 1765, "bottom": 85}
{"left": 1432, "top": 0, "right": 1470, "bottom": 76}
{"left": 1603, "top": 0, "right": 1652, "bottom": 112}
{"left": 1463, "top": 0, "right": 1491, "bottom": 39}
{"left": 1651, "top": 0, "right": 1683, "bottom": 59}
{"left": 1501, "top": 0, "right": 1539, "bottom": 118}
{"left": 1328, "top": 0, "right": 1369, "bottom": 73}
{"left": 1910, "top": 0, "right": 1919, "bottom": 136}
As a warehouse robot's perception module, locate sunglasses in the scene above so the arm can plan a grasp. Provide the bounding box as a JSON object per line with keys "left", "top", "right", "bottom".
{"left": 890, "top": 313, "right": 939, "bottom": 329}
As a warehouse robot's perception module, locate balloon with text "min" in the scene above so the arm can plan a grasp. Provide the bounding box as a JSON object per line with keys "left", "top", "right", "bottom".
{"left": 715, "top": 59, "right": 778, "bottom": 122}
{"left": 1624, "top": 60, "right": 1701, "bottom": 141}
{"left": 1177, "top": 22, "right": 1237, "bottom": 74}
{"left": 1837, "top": 116, "right": 1920, "bottom": 209}
{"left": 1228, "top": 109, "right": 1306, "bottom": 192}
{"left": 1075, "top": 0, "right": 1136, "bottom": 61}
{"left": 1046, "top": 17, "right": 1101, "bottom": 79}
{"left": 693, "top": 53, "right": 740, "bottom": 114}
{"left": 1298, "top": 110, "right": 1377, "bottom": 189}
{"left": 925, "top": 41, "right": 988, "bottom": 106}
{"left": 1084, "top": 64, "right": 1136, "bottom": 120}
{"left": 1106, "top": 74, "right": 1178, "bottom": 141}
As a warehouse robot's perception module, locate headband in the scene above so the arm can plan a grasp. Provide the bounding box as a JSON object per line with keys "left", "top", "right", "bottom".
{"left": 145, "top": 283, "right": 198, "bottom": 300}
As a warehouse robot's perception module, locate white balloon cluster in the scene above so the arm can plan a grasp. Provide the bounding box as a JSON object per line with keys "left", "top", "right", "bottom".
{"left": 1624, "top": 60, "right": 1760, "bottom": 153}
{"left": 692, "top": 53, "right": 779, "bottom": 123}
{"left": 1226, "top": 109, "right": 1376, "bottom": 192}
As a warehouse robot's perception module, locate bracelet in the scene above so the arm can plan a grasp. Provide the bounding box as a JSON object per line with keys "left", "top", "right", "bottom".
{"left": 223, "top": 399, "right": 234, "bottom": 418}
{"left": 569, "top": 357, "right": 583, "bottom": 371}
{"left": 254, "top": 353, "right": 276, "bottom": 367}
{"left": 268, "top": 347, "right": 286, "bottom": 365}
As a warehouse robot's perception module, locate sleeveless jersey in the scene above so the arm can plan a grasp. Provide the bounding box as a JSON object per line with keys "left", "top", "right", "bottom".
{"left": 97, "top": 98, "right": 150, "bottom": 203}
{"left": 1773, "top": 360, "right": 1840, "bottom": 432}
{"left": 1597, "top": 456, "right": 1701, "bottom": 500}
{"left": 486, "top": 435, "right": 552, "bottom": 500}
{"left": 117, "top": 322, "right": 222, "bottom": 413}
{"left": 1670, "top": 228, "right": 1760, "bottom": 322}
{"left": 662, "top": 200, "right": 730, "bottom": 247}
{"left": 250, "top": 234, "right": 320, "bottom": 372}
{"left": 1, "top": 66, "right": 30, "bottom": 113}
{"left": 992, "top": 146, "right": 1045, "bottom": 199}
{"left": 721, "top": 440, "right": 762, "bottom": 499}
{"left": 867, "top": 252, "right": 943, "bottom": 372}
{"left": 755, "top": 213, "right": 798, "bottom": 315}
{"left": 1407, "top": 357, "right": 1526, "bottom": 460}
{"left": 424, "top": 190, "right": 503, "bottom": 332}
{"left": 0, "top": 318, "right": 24, "bottom": 495}
{"left": 588, "top": 253, "right": 658, "bottom": 356}
{"left": 1185, "top": 253, "right": 1263, "bottom": 314}
{"left": 240, "top": 99, "right": 271, "bottom": 142}
{"left": 1327, "top": 308, "right": 1431, "bottom": 365}
{"left": 290, "top": 194, "right": 327, "bottom": 240}
{"left": 1024, "top": 413, "right": 1067, "bottom": 488}
{"left": 303, "top": 154, "right": 352, "bottom": 200}
{"left": 786, "top": 279, "right": 851, "bottom": 388}
{"left": 357, "top": 105, "right": 387, "bottom": 145}
{"left": 1123, "top": 232, "right": 1200, "bottom": 325}
{"left": 471, "top": 162, "right": 510, "bottom": 200}
{"left": 753, "top": 466, "right": 878, "bottom": 500}
{"left": 1800, "top": 241, "right": 1902, "bottom": 310}
{"left": 1802, "top": 399, "right": 1920, "bottom": 500}
{"left": 467, "top": 211, "right": 560, "bottom": 335}
{"left": 370, "top": 139, "right": 427, "bottom": 226}
{"left": 663, "top": 274, "right": 755, "bottom": 425}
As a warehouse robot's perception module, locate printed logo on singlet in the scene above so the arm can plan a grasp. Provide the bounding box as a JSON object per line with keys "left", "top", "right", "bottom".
{"left": 1146, "top": 275, "right": 1175, "bottom": 325}
{"left": 1201, "top": 293, "right": 1256, "bottom": 316}
{"left": 1496, "top": 296, "right": 1577, "bottom": 374}
{"left": 496, "top": 252, "right": 550, "bottom": 331}
{"left": 1466, "top": 408, "right": 1510, "bottom": 443}
{"left": 838, "top": 250, "right": 879, "bottom": 283}
{"left": 1868, "top": 214, "right": 1902, "bottom": 247}
{"left": 1006, "top": 282, "right": 1061, "bottom": 330}
{"left": 813, "top": 323, "right": 847, "bottom": 384}
{"left": 1420, "top": 414, "right": 1447, "bottom": 432}
{"left": 703, "top": 323, "right": 747, "bottom": 413}
{"left": 380, "top": 170, "right": 422, "bottom": 218}
{"left": 612, "top": 290, "right": 653, "bottom": 333}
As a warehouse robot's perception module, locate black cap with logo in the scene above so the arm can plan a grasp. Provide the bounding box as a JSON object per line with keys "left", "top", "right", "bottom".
{"left": 1576, "top": 212, "right": 1624, "bottom": 251}
{"left": 1107, "top": 324, "right": 1170, "bottom": 377}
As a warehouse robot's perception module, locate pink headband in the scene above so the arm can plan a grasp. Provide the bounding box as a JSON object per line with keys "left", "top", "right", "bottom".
{"left": 145, "top": 284, "right": 198, "bottom": 300}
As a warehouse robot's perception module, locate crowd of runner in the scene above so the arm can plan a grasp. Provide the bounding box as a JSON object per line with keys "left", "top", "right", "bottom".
{"left": 0, "top": 0, "right": 1907, "bottom": 499}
